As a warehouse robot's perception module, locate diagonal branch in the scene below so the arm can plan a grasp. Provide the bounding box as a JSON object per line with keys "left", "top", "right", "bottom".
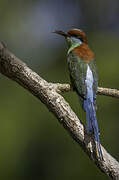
{"left": 0, "top": 42, "right": 119, "bottom": 179}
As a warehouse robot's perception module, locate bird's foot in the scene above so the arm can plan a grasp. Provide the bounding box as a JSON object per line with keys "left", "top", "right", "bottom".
{"left": 96, "top": 142, "right": 104, "bottom": 161}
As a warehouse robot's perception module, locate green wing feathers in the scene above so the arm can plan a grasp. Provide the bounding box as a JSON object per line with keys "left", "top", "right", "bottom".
{"left": 67, "top": 53, "right": 87, "bottom": 99}
{"left": 67, "top": 52, "right": 98, "bottom": 103}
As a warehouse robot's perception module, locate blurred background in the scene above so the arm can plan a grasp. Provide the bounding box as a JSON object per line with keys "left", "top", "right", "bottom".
{"left": 0, "top": 0, "right": 119, "bottom": 179}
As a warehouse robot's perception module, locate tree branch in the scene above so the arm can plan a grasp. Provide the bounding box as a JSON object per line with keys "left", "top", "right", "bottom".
{"left": 0, "top": 42, "right": 119, "bottom": 179}
{"left": 51, "top": 83, "right": 119, "bottom": 98}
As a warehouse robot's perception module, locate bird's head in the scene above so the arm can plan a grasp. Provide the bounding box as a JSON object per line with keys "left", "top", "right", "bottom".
{"left": 52, "top": 28, "right": 87, "bottom": 49}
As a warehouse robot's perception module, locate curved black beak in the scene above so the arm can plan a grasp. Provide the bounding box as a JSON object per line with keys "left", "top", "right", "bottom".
{"left": 52, "top": 30, "right": 68, "bottom": 37}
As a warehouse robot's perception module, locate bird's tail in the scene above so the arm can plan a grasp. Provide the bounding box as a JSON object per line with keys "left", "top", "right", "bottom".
{"left": 84, "top": 98, "right": 103, "bottom": 160}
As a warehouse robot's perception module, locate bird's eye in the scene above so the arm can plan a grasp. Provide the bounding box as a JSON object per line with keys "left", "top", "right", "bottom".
{"left": 73, "top": 34, "right": 78, "bottom": 38}
{"left": 72, "top": 34, "right": 83, "bottom": 42}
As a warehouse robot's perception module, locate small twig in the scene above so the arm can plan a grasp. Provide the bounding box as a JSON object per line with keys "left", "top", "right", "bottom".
{"left": 51, "top": 83, "right": 119, "bottom": 99}
{"left": 97, "top": 87, "right": 119, "bottom": 98}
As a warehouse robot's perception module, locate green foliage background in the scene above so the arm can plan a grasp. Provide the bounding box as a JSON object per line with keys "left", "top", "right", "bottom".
{"left": 0, "top": 0, "right": 119, "bottom": 179}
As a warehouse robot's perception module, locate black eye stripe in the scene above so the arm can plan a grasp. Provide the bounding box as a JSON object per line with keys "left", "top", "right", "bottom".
{"left": 68, "top": 33, "right": 84, "bottom": 42}
{"left": 72, "top": 34, "right": 78, "bottom": 38}
{"left": 72, "top": 34, "right": 83, "bottom": 42}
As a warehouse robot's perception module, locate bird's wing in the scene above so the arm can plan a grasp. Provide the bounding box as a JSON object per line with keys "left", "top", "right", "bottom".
{"left": 67, "top": 53, "right": 87, "bottom": 100}
{"left": 67, "top": 53, "right": 97, "bottom": 101}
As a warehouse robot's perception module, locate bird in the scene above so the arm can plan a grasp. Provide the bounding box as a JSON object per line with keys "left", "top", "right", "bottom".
{"left": 53, "top": 28, "right": 103, "bottom": 160}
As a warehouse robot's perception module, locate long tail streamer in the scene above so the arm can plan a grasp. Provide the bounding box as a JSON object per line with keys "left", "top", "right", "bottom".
{"left": 84, "top": 98, "right": 103, "bottom": 160}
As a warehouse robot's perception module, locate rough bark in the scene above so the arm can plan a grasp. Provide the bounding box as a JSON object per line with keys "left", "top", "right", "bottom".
{"left": 0, "top": 42, "right": 119, "bottom": 179}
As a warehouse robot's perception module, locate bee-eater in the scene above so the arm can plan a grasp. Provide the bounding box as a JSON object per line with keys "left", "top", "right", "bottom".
{"left": 53, "top": 28, "right": 103, "bottom": 160}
